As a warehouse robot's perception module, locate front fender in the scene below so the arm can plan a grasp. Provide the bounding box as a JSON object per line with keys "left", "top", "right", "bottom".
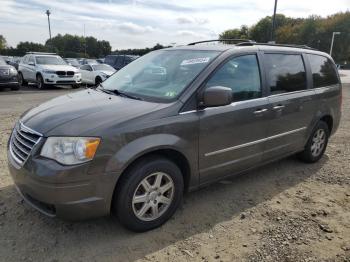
{"left": 105, "top": 134, "right": 196, "bottom": 175}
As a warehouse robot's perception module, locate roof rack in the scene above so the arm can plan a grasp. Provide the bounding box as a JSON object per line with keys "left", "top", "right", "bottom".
{"left": 187, "top": 39, "right": 317, "bottom": 51}
{"left": 235, "top": 42, "right": 316, "bottom": 50}
{"left": 25, "top": 52, "right": 57, "bottom": 55}
{"left": 187, "top": 39, "right": 256, "bottom": 46}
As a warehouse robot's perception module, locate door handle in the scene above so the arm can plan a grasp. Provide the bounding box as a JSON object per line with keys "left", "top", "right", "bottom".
{"left": 273, "top": 105, "right": 285, "bottom": 110}
{"left": 254, "top": 108, "right": 268, "bottom": 114}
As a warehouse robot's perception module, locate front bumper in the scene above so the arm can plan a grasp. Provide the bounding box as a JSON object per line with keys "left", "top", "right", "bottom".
{"left": 42, "top": 73, "right": 82, "bottom": 85}
{"left": 7, "top": 145, "right": 115, "bottom": 220}
{"left": 0, "top": 75, "right": 19, "bottom": 86}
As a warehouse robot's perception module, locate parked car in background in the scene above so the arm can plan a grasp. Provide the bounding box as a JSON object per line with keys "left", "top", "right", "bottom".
{"left": 104, "top": 54, "right": 139, "bottom": 70}
{"left": 64, "top": 58, "right": 80, "bottom": 68}
{"left": 7, "top": 42, "right": 341, "bottom": 232}
{"left": 18, "top": 52, "right": 81, "bottom": 89}
{"left": 8, "top": 57, "right": 22, "bottom": 70}
{"left": 80, "top": 58, "right": 98, "bottom": 65}
{"left": 96, "top": 58, "right": 105, "bottom": 64}
{"left": 80, "top": 63, "right": 116, "bottom": 86}
{"left": 0, "top": 57, "right": 19, "bottom": 90}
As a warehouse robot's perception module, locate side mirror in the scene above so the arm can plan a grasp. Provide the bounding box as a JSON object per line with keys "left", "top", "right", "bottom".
{"left": 201, "top": 86, "right": 233, "bottom": 107}
{"left": 28, "top": 62, "right": 35, "bottom": 66}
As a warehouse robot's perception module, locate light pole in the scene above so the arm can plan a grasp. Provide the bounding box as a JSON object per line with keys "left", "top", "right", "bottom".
{"left": 270, "top": 0, "right": 278, "bottom": 43}
{"left": 46, "top": 10, "right": 52, "bottom": 50}
{"left": 329, "top": 32, "right": 341, "bottom": 57}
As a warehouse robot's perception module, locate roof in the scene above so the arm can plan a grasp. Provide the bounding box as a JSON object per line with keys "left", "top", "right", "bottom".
{"left": 166, "top": 41, "right": 331, "bottom": 59}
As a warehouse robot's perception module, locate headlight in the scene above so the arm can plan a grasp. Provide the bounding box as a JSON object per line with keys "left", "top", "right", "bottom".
{"left": 10, "top": 67, "right": 17, "bottom": 74}
{"left": 40, "top": 137, "right": 100, "bottom": 165}
{"left": 43, "top": 70, "right": 56, "bottom": 74}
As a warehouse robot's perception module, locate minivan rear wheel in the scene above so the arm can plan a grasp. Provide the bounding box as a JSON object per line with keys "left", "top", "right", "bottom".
{"left": 298, "top": 121, "right": 329, "bottom": 163}
{"left": 113, "top": 156, "right": 184, "bottom": 232}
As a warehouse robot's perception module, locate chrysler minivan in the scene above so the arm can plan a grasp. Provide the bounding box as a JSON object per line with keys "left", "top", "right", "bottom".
{"left": 7, "top": 41, "right": 341, "bottom": 232}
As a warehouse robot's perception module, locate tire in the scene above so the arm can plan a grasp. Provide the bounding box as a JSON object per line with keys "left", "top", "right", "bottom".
{"left": 11, "top": 84, "right": 20, "bottom": 91}
{"left": 113, "top": 156, "right": 184, "bottom": 232}
{"left": 95, "top": 77, "right": 102, "bottom": 87}
{"left": 36, "top": 74, "right": 46, "bottom": 89}
{"left": 298, "top": 121, "right": 330, "bottom": 163}
{"left": 18, "top": 73, "right": 27, "bottom": 87}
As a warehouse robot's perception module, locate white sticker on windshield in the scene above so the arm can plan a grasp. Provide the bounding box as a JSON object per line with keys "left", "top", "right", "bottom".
{"left": 180, "top": 57, "right": 210, "bottom": 66}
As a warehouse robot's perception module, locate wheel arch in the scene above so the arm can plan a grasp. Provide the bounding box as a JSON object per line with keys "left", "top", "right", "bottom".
{"left": 109, "top": 146, "right": 192, "bottom": 212}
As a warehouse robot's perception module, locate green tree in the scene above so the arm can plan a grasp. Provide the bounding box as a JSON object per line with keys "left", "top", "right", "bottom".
{"left": 0, "top": 35, "right": 7, "bottom": 49}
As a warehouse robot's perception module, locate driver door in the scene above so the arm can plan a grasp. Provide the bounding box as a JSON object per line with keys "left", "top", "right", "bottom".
{"left": 198, "top": 54, "right": 270, "bottom": 184}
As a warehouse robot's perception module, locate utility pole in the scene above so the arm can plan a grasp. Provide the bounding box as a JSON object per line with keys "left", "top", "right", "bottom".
{"left": 46, "top": 10, "right": 52, "bottom": 49}
{"left": 270, "top": 0, "right": 278, "bottom": 43}
{"left": 330, "top": 32, "right": 341, "bottom": 57}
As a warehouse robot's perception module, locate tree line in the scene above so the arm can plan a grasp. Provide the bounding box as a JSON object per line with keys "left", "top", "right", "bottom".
{"left": 219, "top": 12, "right": 350, "bottom": 64}
{"left": 0, "top": 33, "right": 167, "bottom": 58}
{"left": 1, "top": 11, "right": 349, "bottom": 62}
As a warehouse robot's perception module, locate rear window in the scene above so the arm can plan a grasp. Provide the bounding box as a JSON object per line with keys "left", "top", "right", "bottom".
{"left": 265, "top": 54, "right": 307, "bottom": 94}
{"left": 308, "top": 54, "right": 339, "bottom": 88}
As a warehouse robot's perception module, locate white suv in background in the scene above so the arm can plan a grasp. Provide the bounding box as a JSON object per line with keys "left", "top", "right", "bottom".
{"left": 18, "top": 52, "right": 82, "bottom": 89}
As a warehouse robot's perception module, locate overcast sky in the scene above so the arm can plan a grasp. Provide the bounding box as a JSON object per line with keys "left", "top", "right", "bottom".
{"left": 1, "top": 0, "right": 349, "bottom": 50}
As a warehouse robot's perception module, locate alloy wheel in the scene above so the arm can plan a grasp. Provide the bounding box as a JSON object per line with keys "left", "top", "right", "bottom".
{"left": 132, "top": 172, "right": 174, "bottom": 221}
{"left": 311, "top": 129, "right": 326, "bottom": 157}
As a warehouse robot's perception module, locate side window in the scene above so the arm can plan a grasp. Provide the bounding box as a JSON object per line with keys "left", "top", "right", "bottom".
{"left": 308, "top": 54, "right": 339, "bottom": 88}
{"left": 265, "top": 54, "right": 307, "bottom": 94}
{"left": 206, "top": 55, "right": 262, "bottom": 102}
{"left": 22, "top": 55, "right": 28, "bottom": 64}
{"left": 28, "top": 56, "right": 35, "bottom": 64}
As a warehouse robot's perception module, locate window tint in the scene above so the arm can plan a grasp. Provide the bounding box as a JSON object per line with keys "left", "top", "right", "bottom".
{"left": 206, "top": 55, "right": 261, "bottom": 102}
{"left": 265, "top": 54, "right": 307, "bottom": 94}
{"left": 308, "top": 54, "right": 338, "bottom": 88}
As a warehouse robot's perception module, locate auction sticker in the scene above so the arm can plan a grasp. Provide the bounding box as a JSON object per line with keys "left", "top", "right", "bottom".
{"left": 181, "top": 57, "right": 210, "bottom": 65}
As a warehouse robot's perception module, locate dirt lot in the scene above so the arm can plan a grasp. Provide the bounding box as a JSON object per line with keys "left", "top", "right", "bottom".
{"left": 0, "top": 85, "right": 349, "bottom": 262}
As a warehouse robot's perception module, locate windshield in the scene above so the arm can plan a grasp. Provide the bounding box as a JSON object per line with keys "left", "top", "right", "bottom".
{"left": 102, "top": 50, "right": 220, "bottom": 102}
{"left": 66, "top": 59, "right": 79, "bottom": 66}
{"left": 36, "top": 56, "right": 67, "bottom": 65}
{"left": 92, "top": 64, "right": 115, "bottom": 71}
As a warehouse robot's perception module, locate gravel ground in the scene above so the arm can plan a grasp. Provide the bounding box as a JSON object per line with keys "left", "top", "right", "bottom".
{"left": 0, "top": 85, "right": 349, "bottom": 262}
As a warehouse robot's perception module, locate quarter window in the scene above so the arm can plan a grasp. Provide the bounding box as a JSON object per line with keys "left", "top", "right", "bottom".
{"left": 265, "top": 54, "right": 307, "bottom": 94}
{"left": 308, "top": 54, "right": 338, "bottom": 88}
{"left": 205, "top": 55, "right": 262, "bottom": 102}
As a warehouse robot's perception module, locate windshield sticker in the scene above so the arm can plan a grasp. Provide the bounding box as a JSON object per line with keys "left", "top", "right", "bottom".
{"left": 165, "top": 91, "right": 177, "bottom": 97}
{"left": 180, "top": 57, "right": 210, "bottom": 66}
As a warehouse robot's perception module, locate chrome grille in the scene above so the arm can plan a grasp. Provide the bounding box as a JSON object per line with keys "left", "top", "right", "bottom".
{"left": 10, "top": 122, "right": 42, "bottom": 165}
{"left": 0, "top": 69, "right": 10, "bottom": 76}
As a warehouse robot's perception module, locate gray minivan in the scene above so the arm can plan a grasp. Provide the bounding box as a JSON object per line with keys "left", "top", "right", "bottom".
{"left": 7, "top": 41, "right": 342, "bottom": 232}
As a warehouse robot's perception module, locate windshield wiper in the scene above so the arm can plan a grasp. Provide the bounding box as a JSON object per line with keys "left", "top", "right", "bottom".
{"left": 96, "top": 84, "right": 143, "bottom": 100}
{"left": 113, "top": 89, "right": 143, "bottom": 101}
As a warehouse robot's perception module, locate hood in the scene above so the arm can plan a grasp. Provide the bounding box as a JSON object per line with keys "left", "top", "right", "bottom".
{"left": 99, "top": 70, "right": 115, "bottom": 76}
{"left": 20, "top": 89, "right": 161, "bottom": 135}
{"left": 38, "top": 64, "right": 78, "bottom": 72}
{"left": 0, "top": 65, "right": 13, "bottom": 70}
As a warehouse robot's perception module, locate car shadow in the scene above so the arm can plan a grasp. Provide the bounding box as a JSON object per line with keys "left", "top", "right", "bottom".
{"left": 0, "top": 155, "right": 328, "bottom": 261}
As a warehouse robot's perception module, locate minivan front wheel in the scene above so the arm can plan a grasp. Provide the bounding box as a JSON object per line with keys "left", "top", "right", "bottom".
{"left": 113, "top": 156, "right": 184, "bottom": 232}
{"left": 298, "top": 121, "right": 329, "bottom": 163}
